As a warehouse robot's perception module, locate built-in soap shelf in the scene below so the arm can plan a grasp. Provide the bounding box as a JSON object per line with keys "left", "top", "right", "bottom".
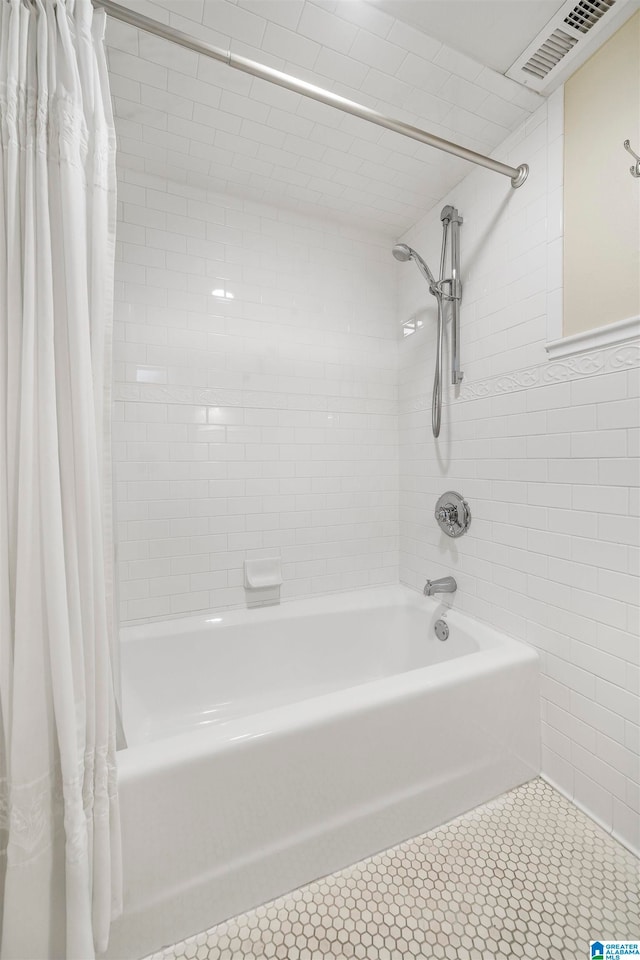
{"left": 244, "top": 558, "right": 282, "bottom": 608}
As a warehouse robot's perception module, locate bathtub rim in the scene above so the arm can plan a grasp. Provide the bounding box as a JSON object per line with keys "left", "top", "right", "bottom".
{"left": 118, "top": 585, "right": 538, "bottom": 776}
{"left": 120, "top": 583, "right": 493, "bottom": 642}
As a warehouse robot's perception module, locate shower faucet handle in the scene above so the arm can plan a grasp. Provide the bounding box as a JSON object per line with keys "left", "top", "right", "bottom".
{"left": 435, "top": 492, "right": 471, "bottom": 539}
{"left": 436, "top": 504, "right": 458, "bottom": 526}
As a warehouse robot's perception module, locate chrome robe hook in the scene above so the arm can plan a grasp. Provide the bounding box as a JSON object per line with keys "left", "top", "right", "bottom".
{"left": 624, "top": 140, "right": 640, "bottom": 178}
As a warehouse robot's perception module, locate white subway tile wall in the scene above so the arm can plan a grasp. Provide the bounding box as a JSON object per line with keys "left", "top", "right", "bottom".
{"left": 398, "top": 90, "right": 640, "bottom": 855}
{"left": 113, "top": 178, "right": 399, "bottom": 624}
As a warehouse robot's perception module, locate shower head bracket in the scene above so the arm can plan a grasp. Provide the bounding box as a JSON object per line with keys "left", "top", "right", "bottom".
{"left": 441, "top": 205, "right": 463, "bottom": 224}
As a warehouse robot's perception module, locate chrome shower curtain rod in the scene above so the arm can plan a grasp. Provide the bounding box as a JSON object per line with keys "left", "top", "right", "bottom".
{"left": 94, "top": 0, "right": 529, "bottom": 188}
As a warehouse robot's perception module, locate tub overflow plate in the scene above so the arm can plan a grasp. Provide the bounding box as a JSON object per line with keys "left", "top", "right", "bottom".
{"left": 434, "top": 619, "right": 449, "bottom": 641}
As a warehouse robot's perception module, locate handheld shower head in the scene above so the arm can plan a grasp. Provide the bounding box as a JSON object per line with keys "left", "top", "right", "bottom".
{"left": 393, "top": 206, "right": 463, "bottom": 439}
{"left": 392, "top": 243, "right": 413, "bottom": 262}
{"left": 391, "top": 242, "right": 437, "bottom": 290}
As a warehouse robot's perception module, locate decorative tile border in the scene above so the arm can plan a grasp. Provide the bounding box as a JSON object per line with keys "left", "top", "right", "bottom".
{"left": 401, "top": 338, "right": 640, "bottom": 413}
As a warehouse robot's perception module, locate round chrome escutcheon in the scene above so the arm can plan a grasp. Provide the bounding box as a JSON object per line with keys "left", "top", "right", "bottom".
{"left": 435, "top": 490, "right": 471, "bottom": 539}
{"left": 434, "top": 618, "right": 449, "bottom": 641}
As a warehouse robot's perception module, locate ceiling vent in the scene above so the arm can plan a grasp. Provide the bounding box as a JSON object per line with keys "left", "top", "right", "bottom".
{"left": 564, "top": 0, "right": 616, "bottom": 32}
{"left": 521, "top": 28, "right": 579, "bottom": 80}
{"left": 507, "top": 0, "right": 634, "bottom": 92}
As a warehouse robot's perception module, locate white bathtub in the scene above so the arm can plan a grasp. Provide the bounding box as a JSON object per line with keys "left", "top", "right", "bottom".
{"left": 105, "top": 585, "right": 539, "bottom": 960}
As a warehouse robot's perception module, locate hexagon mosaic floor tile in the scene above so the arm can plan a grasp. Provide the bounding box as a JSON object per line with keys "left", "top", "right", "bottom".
{"left": 145, "top": 778, "right": 640, "bottom": 960}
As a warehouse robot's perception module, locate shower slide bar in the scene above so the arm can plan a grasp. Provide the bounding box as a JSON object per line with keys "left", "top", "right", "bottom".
{"left": 94, "top": 0, "right": 529, "bottom": 188}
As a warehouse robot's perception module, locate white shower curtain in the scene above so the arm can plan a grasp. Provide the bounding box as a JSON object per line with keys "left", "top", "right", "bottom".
{"left": 0, "top": 0, "right": 122, "bottom": 957}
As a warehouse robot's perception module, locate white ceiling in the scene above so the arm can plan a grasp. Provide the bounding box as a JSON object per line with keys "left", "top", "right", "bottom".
{"left": 371, "top": 0, "right": 567, "bottom": 74}
{"left": 106, "top": 0, "right": 546, "bottom": 236}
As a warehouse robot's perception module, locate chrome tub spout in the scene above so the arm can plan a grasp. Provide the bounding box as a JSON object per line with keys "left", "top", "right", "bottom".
{"left": 423, "top": 576, "right": 457, "bottom": 597}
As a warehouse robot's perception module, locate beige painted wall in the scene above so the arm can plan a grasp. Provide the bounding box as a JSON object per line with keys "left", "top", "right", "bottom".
{"left": 564, "top": 11, "right": 640, "bottom": 337}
